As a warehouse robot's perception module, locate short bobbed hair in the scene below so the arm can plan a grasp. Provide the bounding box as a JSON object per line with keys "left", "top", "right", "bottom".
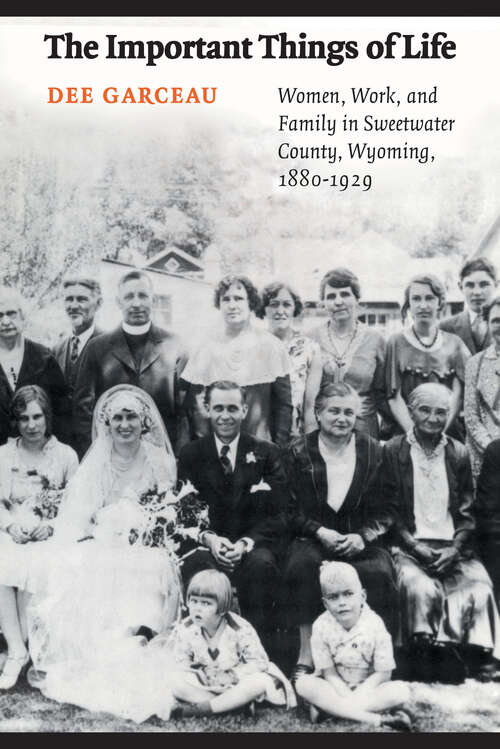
{"left": 407, "top": 383, "right": 452, "bottom": 412}
{"left": 63, "top": 275, "right": 102, "bottom": 298}
{"left": 187, "top": 570, "right": 233, "bottom": 615}
{"left": 459, "top": 256, "right": 497, "bottom": 284}
{"left": 118, "top": 269, "right": 154, "bottom": 293}
{"left": 319, "top": 268, "right": 361, "bottom": 301}
{"left": 401, "top": 273, "right": 446, "bottom": 322}
{"left": 11, "top": 385, "right": 53, "bottom": 437}
{"left": 482, "top": 294, "right": 500, "bottom": 322}
{"left": 213, "top": 275, "right": 262, "bottom": 315}
{"left": 314, "top": 382, "right": 362, "bottom": 417}
{"left": 319, "top": 561, "right": 362, "bottom": 596}
{"left": 204, "top": 380, "right": 247, "bottom": 407}
{"left": 261, "top": 281, "right": 303, "bottom": 319}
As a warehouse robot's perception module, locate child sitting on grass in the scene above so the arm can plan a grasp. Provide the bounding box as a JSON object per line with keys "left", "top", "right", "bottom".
{"left": 169, "top": 569, "right": 295, "bottom": 718}
{"left": 296, "top": 561, "right": 412, "bottom": 731}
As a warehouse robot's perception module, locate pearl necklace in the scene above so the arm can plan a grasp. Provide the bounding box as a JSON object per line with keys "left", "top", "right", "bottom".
{"left": 111, "top": 447, "right": 141, "bottom": 473}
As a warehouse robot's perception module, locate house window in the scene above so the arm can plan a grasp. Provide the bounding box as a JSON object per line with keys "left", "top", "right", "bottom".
{"left": 367, "top": 314, "right": 376, "bottom": 326}
{"left": 164, "top": 257, "right": 181, "bottom": 274}
{"left": 155, "top": 294, "right": 172, "bottom": 326}
{"left": 378, "top": 314, "right": 387, "bottom": 325}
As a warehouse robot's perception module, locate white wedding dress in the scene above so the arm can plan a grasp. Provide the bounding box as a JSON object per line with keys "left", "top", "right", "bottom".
{"left": 26, "top": 386, "right": 182, "bottom": 722}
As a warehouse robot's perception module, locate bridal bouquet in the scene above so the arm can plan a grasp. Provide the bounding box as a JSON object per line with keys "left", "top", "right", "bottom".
{"left": 132, "top": 480, "right": 210, "bottom": 553}
{"left": 92, "top": 480, "right": 209, "bottom": 558}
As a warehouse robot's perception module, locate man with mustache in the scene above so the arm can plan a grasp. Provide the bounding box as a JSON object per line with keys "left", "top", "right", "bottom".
{"left": 53, "top": 276, "right": 104, "bottom": 450}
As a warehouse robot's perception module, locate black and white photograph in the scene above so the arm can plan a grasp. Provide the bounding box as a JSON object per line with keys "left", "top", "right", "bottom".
{"left": 1, "top": 15, "right": 500, "bottom": 732}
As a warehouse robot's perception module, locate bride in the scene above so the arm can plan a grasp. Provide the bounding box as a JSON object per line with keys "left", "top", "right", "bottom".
{"left": 22, "top": 385, "right": 193, "bottom": 720}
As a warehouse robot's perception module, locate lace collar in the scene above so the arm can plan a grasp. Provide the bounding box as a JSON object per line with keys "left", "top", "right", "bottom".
{"left": 406, "top": 428, "right": 447, "bottom": 458}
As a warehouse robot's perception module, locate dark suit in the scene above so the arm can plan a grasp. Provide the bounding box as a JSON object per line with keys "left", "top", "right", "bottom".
{"left": 72, "top": 324, "right": 188, "bottom": 458}
{"left": 53, "top": 325, "right": 104, "bottom": 392}
{"left": 475, "top": 439, "right": 500, "bottom": 600}
{"left": 178, "top": 430, "right": 289, "bottom": 645}
{"left": 440, "top": 310, "right": 491, "bottom": 355}
{"left": 283, "top": 430, "right": 398, "bottom": 635}
{"left": 0, "top": 338, "right": 70, "bottom": 446}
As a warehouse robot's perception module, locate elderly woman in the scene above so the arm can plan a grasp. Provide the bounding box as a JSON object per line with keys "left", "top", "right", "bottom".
{"left": 181, "top": 275, "right": 293, "bottom": 447}
{"left": 464, "top": 294, "right": 500, "bottom": 479}
{"left": 261, "top": 281, "right": 322, "bottom": 437}
{"left": 308, "top": 268, "right": 387, "bottom": 438}
{"left": 386, "top": 273, "right": 470, "bottom": 439}
{"left": 283, "top": 382, "right": 398, "bottom": 682}
{"left": 0, "top": 385, "right": 78, "bottom": 689}
{"left": 381, "top": 383, "right": 500, "bottom": 682}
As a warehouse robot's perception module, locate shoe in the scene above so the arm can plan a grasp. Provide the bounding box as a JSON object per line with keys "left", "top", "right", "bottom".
{"left": 381, "top": 709, "right": 413, "bottom": 732}
{"left": 473, "top": 658, "right": 500, "bottom": 683}
{"left": 431, "top": 642, "right": 467, "bottom": 684}
{"left": 290, "top": 663, "right": 314, "bottom": 686}
{"left": 245, "top": 700, "right": 256, "bottom": 718}
{"left": 0, "top": 652, "right": 30, "bottom": 690}
{"left": 26, "top": 665, "right": 46, "bottom": 689}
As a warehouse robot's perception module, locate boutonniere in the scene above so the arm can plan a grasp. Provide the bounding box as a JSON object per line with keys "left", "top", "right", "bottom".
{"left": 250, "top": 479, "right": 271, "bottom": 494}
{"left": 245, "top": 451, "right": 257, "bottom": 464}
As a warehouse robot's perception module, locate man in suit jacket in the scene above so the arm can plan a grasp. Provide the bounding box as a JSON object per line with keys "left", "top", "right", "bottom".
{"left": 72, "top": 269, "right": 188, "bottom": 458}
{"left": 0, "top": 286, "right": 70, "bottom": 445}
{"left": 53, "top": 275, "right": 104, "bottom": 449}
{"left": 440, "top": 257, "right": 497, "bottom": 354}
{"left": 178, "top": 380, "right": 289, "bottom": 653}
{"left": 475, "top": 438, "right": 500, "bottom": 600}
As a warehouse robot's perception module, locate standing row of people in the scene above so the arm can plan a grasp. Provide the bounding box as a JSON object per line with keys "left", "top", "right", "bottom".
{"left": 2, "top": 257, "right": 500, "bottom": 469}
{"left": 1, "top": 256, "right": 500, "bottom": 722}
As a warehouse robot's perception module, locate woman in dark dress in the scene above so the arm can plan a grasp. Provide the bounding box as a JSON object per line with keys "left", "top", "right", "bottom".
{"left": 309, "top": 268, "right": 387, "bottom": 439}
{"left": 283, "top": 382, "right": 398, "bottom": 682}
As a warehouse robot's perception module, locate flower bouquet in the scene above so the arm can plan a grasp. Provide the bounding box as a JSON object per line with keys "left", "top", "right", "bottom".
{"left": 92, "top": 480, "right": 209, "bottom": 561}
{"left": 7, "top": 472, "right": 66, "bottom": 537}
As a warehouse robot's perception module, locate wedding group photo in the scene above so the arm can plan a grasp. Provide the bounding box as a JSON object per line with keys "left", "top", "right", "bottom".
{"left": 2, "top": 13, "right": 500, "bottom": 734}
{"left": 2, "top": 251, "right": 500, "bottom": 733}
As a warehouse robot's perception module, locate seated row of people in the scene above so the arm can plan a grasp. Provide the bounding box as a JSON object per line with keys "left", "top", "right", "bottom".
{"left": 1, "top": 379, "right": 499, "bottom": 705}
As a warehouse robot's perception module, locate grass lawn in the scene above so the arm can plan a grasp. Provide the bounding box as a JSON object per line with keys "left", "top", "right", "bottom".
{"left": 1, "top": 678, "right": 499, "bottom": 732}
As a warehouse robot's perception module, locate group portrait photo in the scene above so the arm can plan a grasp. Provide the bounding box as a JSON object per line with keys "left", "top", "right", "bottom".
{"left": 1, "top": 14, "right": 500, "bottom": 734}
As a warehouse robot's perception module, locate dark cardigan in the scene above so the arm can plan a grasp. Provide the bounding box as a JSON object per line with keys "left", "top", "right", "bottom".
{"left": 380, "top": 434, "right": 475, "bottom": 553}
{"left": 285, "top": 430, "right": 394, "bottom": 544}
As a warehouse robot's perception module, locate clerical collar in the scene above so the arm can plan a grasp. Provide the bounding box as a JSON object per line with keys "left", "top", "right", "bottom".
{"left": 122, "top": 321, "right": 152, "bottom": 336}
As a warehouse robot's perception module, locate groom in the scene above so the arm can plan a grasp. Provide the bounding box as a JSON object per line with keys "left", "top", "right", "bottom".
{"left": 178, "top": 380, "right": 289, "bottom": 652}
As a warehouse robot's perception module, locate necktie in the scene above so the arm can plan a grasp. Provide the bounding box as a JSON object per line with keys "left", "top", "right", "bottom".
{"left": 70, "top": 335, "right": 80, "bottom": 363}
{"left": 472, "top": 316, "right": 487, "bottom": 350}
{"left": 220, "top": 444, "right": 232, "bottom": 477}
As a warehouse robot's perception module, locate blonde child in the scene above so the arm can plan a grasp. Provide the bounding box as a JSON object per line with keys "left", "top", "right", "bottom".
{"left": 169, "top": 570, "right": 295, "bottom": 718}
{"left": 296, "top": 561, "right": 412, "bottom": 731}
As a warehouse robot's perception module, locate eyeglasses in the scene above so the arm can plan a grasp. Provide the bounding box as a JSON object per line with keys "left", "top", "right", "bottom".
{"left": 0, "top": 309, "right": 20, "bottom": 321}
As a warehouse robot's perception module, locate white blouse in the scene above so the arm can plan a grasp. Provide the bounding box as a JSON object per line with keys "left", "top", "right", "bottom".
{"left": 318, "top": 434, "right": 356, "bottom": 513}
{"left": 407, "top": 430, "right": 454, "bottom": 541}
